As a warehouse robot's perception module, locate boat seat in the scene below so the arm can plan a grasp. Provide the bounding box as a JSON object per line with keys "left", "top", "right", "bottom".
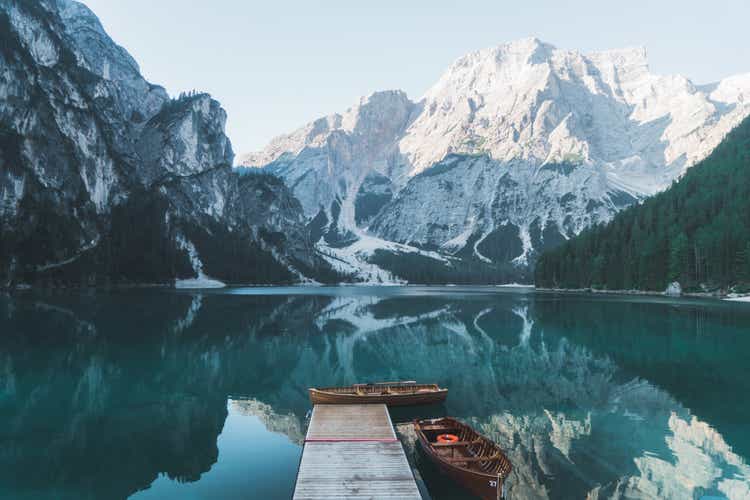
{"left": 432, "top": 439, "right": 481, "bottom": 447}
{"left": 444, "top": 454, "right": 502, "bottom": 463}
{"left": 419, "top": 425, "right": 460, "bottom": 431}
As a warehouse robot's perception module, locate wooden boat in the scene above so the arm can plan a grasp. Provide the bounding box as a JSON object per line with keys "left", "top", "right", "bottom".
{"left": 414, "top": 417, "right": 512, "bottom": 500}
{"left": 308, "top": 381, "right": 448, "bottom": 406}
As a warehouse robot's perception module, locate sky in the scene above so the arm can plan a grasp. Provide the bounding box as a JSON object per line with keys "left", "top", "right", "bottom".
{"left": 80, "top": 0, "right": 750, "bottom": 157}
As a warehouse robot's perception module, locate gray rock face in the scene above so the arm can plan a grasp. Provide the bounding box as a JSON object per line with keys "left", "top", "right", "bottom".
{"left": 369, "top": 153, "right": 625, "bottom": 265}
{"left": 246, "top": 90, "right": 416, "bottom": 229}
{"left": 0, "top": 0, "right": 326, "bottom": 286}
{"left": 137, "top": 96, "right": 233, "bottom": 185}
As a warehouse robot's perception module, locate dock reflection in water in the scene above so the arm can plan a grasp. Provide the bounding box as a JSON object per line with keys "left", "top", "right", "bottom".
{"left": 0, "top": 287, "right": 749, "bottom": 499}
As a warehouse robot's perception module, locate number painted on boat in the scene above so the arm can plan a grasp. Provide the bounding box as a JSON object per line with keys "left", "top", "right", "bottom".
{"left": 489, "top": 480, "right": 498, "bottom": 487}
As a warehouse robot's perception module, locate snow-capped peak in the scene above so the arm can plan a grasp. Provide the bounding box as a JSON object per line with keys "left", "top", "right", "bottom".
{"left": 400, "top": 38, "right": 731, "bottom": 176}
{"left": 241, "top": 38, "right": 750, "bottom": 273}
{"left": 241, "top": 90, "right": 414, "bottom": 169}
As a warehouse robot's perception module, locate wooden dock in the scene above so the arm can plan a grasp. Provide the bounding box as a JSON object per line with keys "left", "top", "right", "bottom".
{"left": 293, "top": 404, "right": 422, "bottom": 499}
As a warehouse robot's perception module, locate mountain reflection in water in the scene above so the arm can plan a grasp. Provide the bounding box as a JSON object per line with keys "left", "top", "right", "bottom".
{"left": 1, "top": 287, "right": 749, "bottom": 499}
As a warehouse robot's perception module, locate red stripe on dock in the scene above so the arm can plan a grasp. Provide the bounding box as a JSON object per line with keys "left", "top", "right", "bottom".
{"left": 305, "top": 437, "right": 399, "bottom": 443}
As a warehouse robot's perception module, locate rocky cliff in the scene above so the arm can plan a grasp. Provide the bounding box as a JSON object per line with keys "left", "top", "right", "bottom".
{"left": 0, "top": 0, "right": 329, "bottom": 287}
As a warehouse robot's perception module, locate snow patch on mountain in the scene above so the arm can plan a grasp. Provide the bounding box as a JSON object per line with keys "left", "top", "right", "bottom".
{"left": 317, "top": 232, "right": 449, "bottom": 284}
{"left": 175, "top": 235, "right": 226, "bottom": 289}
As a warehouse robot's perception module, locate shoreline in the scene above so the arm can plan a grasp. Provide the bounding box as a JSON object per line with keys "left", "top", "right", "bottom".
{"left": 3, "top": 282, "right": 747, "bottom": 302}
{"left": 535, "top": 286, "right": 749, "bottom": 301}
{"left": 2, "top": 281, "right": 536, "bottom": 291}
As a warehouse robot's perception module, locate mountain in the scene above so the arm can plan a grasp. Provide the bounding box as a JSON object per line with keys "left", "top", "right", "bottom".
{"left": 242, "top": 38, "right": 750, "bottom": 276}
{"left": 535, "top": 115, "right": 750, "bottom": 293}
{"left": 0, "top": 0, "right": 332, "bottom": 287}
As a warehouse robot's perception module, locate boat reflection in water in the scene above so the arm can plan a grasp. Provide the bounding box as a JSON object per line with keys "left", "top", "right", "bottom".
{"left": 1, "top": 287, "right": 749, "bottom": 499}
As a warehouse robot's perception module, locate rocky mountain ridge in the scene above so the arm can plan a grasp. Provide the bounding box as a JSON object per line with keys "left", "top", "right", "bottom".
{"left": 243, "top": 37, "right": 750, "bottom": 272}
{"left": 0, "top": 0, "right": 330, "bottom": 287}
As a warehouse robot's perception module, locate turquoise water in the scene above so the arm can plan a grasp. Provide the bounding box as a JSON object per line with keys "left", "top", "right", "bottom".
{"left": 1, "top": 287, "right": 749, "bottom": 499}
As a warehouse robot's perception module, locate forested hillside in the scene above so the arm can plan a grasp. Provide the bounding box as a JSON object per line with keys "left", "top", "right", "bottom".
{"left": 535, "top": 116, "right": 750, "bottom": 292}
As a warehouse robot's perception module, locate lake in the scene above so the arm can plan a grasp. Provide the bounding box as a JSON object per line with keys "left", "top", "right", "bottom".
{"left": 1, "top": 287, "right": 749, "bottom": 499}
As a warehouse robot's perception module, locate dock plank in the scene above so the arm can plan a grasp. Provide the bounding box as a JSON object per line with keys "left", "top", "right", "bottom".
{"left": 306, "top": 404, "right": 396, "bottom": 440}
{"left": 294, "top": 442, "right": 420, "bottom": 498}
{"left": 293, "top": 404, "right": 421, "bottom": 499}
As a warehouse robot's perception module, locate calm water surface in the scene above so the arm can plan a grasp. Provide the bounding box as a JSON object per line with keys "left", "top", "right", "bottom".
{"left": 1, "top": 287, "right": 749, "bottom": 499}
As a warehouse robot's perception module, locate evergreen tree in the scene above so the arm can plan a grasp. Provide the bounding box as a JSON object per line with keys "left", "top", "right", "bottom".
{"left": 536, "top": 115, "right": 750, "bottom": 291}
{"left": 738, "top": 243, "right": 750, "bottom": 283}
{"left": 591, "top": 255, "right": 606, "bottom": 288}
{"left": 669, "top": 233, "right": 689, "bottom": 283}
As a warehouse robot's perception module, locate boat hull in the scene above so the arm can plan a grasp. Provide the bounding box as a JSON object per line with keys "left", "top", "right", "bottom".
{"left": 309, "top": 388, "right": 448, "bottom": 406}
{"left": 414, "top": 418, "right": 510, "bottom": 500}
{"left": 419, "top": 444, "right": 503, "bottom": 500}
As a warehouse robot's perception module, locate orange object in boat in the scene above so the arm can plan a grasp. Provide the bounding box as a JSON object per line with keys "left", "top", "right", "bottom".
{"left": 437, "top": 433, "right": 460, "bottom": 443}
